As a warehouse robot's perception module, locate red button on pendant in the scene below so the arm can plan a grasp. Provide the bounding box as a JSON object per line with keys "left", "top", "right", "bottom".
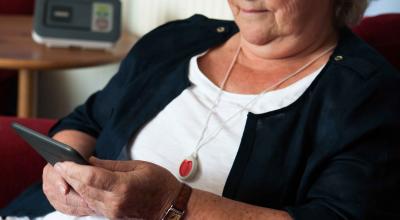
{"left": 178, "top": 155, "right": 198, "bottom": 181}
{"left": 179, "top": 160, "right": 192, "bottom": 177}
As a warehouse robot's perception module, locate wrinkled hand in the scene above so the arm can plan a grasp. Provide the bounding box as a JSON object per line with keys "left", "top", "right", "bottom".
{"left": 54, "top": 157, "right": 181, "bottom": 220}
{"left": 42, "top": 163, "right": 96, "bottom": 216}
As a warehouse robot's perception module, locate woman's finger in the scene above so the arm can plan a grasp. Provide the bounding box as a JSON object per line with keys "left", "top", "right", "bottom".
{"left": 55, "top": 165, "right": 123, "bottom": 216}
{"left": 55, "top": 161, "right": 119, "bottom": 192}
{"left": 42, "top": 162, "right": 100, "bottom": 217}
{"left": 43, "top": 164, "right": 70, "bottom": 195}
{"left": 46, "top": 187, "right": 95, "bottom": 215}
{"left": 64, "top": 189, "right": 93, "bottom": 209}
{"left": 55, "top": 202, "right": 96, "bottom": 216}
{"left": 82, "top": 191, "right": 110, "bottom": 216}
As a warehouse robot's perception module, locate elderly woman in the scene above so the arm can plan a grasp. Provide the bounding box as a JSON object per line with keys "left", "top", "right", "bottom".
{"left": 2, "top": 0, "right": 400, "bottom": 219}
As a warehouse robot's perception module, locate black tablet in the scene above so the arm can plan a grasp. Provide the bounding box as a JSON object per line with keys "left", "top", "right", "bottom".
{"left": 12, "top": 122, "right": 89, "bottom": 166}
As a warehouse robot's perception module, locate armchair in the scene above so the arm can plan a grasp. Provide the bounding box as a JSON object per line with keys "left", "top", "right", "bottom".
{"left": 0, "top": 13, "right": 399, "bottom": 211}
{"left": 0, "top": 117, "right": 55, "bottom": 208}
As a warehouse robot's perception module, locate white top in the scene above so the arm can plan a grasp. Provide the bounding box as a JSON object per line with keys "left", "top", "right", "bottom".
{"left": 12, "top": 53, "right": 324, "bottom": 220}
{"left": 126, "top": 53, "right": 324, "bottom": 195}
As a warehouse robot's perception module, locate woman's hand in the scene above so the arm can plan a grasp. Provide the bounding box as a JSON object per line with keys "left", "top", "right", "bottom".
{"left": 42, "top": 130, "right": 97, "bottom": 215}
{"left": 42, "top": 163, "right": 96, "bottom": 216}
{"left": 54, "top": 157, "right": 181, "bottom": 220}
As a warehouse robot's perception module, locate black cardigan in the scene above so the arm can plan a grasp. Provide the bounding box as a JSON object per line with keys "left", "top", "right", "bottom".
{"left": 2, "top": 15, "right": 400, "bottom": 220}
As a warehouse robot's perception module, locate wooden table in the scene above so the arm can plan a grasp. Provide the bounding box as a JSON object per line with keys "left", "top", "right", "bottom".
{"left": 0, "top": 15, "right": 137, "bottom": 118}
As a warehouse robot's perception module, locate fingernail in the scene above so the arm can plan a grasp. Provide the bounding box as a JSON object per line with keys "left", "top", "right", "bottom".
{"left": 54, "top": 163, "right": 64, "bottom": 172}
{"left": 57, "top": 182, "right": 67, "bottom": 194}
{"left": 59, "top": 185, "right": 67, "bottom": 194}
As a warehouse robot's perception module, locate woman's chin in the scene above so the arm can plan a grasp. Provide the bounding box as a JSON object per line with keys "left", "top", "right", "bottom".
{"left": 240, "top": 31, "right": 274, "bottom": 46}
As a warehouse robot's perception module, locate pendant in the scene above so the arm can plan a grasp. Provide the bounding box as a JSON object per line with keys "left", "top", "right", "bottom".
{"left": 178, "top": 154, "right": 198, "bottom": 181}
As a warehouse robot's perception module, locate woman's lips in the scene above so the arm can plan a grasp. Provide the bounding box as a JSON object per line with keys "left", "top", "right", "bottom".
{"left": 241, "top": 8, "right": 269, "bottom": 14}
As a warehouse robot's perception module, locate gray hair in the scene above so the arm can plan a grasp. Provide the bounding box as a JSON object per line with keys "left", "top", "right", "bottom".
{"left": 334, "top": 0, "right": 369, "bottom": 27}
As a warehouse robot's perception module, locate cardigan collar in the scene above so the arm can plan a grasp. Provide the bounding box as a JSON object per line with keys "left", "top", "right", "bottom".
{"left": 95, "top": 17, "right": 382, "bottom": 160}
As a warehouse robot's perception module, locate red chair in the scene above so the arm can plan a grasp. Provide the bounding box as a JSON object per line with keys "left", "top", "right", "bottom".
{"left": 0, "top": 116, "right": 54, "bottom": 208}
{"left": 0, "top": 0, "right": 35, "bottom": 116}
{"left": 353, "top": 13, "right": 400, "bottom": 70}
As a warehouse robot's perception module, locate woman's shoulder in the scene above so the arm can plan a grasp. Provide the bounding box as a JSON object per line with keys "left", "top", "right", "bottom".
{"left": 128, "top": 14, "right": 239, "bottom": 64}
{"left": 307, "top": 29, "right": 400, "bottom": 126}
{"left": 319, "top": 27, "right": 400, "bottom": 110}
{"left": 332, "top": 27, "right": 399, "bottom": 82}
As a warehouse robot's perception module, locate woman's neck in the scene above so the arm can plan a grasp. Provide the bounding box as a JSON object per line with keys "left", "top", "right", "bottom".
{"left": 237, "top": 27, "right": 339, "bottom": 71}
{"left": 197, "top": 27, "right": 339, "bottom": 94}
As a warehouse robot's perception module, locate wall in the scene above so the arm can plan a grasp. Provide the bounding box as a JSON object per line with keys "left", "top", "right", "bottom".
{"left": 125, "top": 0, "right": 232, "bottom": 36}
{"left": 37, "top": 64, "right": 119, "bottom": 118}
{"left": 37, "top": 0, "right": 232, "bottom": 118}
{"left": 365, "top": 0, "right": 400, "bottom": 16}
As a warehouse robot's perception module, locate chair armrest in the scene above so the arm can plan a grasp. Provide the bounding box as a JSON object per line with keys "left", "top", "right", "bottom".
{"left": 0, "top": 116, "right": 56, "bottom": 208}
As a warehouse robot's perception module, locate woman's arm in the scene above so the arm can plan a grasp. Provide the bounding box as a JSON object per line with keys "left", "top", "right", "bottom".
{"left": 186, "top": 189, "right": 292, "bottom": 220}
{"left": 52, "top": 130, "right": 96, "bottom": 159}
{"left": 55, "top": 158, "right": 293, "bottom": 220}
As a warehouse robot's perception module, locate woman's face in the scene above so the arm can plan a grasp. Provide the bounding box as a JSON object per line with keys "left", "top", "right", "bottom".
{"left": 228, "top": 0, "right": 334, "bottom": 46}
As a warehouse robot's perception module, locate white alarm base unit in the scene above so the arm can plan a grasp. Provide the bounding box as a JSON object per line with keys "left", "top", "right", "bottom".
{"left": 33, "top": 0, "right": 121, "bottom": 50}
{"left": 32, "top": 31, "right": 114, "bottom": 50}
